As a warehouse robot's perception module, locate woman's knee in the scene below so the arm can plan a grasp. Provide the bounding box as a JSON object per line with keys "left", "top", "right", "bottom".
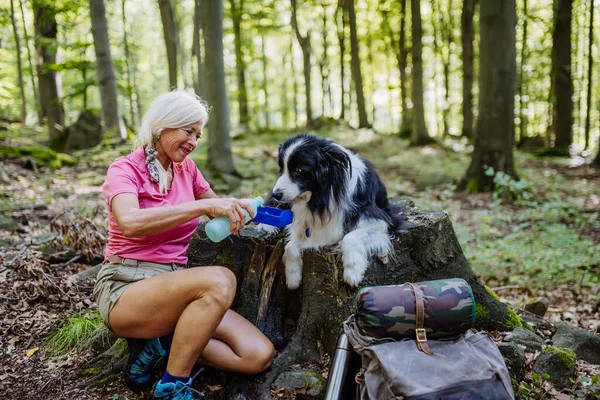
{"left": 198, "top": 266, "right": 237, "bottom": 308}
{"left": 244, "top": 340, "right": 275, "bottom": 374}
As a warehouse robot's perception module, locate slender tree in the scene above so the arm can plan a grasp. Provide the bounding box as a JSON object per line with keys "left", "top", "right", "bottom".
{"left": 291, "top": 0, "right": 313, "bottom": 125}
{"left": 584, "top": 0, "right": 594, "bottom": 150}
{"left": 345, "top": 0, "right": 369, "bottom": 127}
{"left": 336, "top": 0, "right": 347, "bottom": 120}
{"left": 158, "top": 0, "right": 179, "bottom": 89}
{"left": 122, "top": 0, "right": 138, "bottom": 128}
{"left": 89, "top": 0, "right": 124, "bottom": 138}
{"left": 203, "top": 0, "right": 238, "bottom": 177}
{"left": 10, "top": 0, "right": 26, "bottom": 123}
{"left": 230, "top": 0, "right": 249, "bottom": 129}
{"left": 410, "top": 0, "right": 433, "bottom": 145}
{"left": 291, "top": 37, "right": 299, "bottom": 127}
{"left": 319, "top": 6, "right": 331, "bottom": 116}
{"left": 552, "top": 0, "right": 573, "bottom": 154}
{"left": 461, "top": 0, "right": 476, "bottom": 139}
{"left": 33, "top": 0, "right": 65, "bottom": 150}
{"left": 460, "top": 0, "right": 518, "bottom": 192}
{"left": 19, "top": 0, "right": 40, "bottom": 124}
{"left": 261, "top": 32, "right": 269, "bottom": 130}
{"left": 518, "top": 0, "right": 528, "bottom": 141}
{"left": 192, "top": 0, "right": 206, "bottom": 99}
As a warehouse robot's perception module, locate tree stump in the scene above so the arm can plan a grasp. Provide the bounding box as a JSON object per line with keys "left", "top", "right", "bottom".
{"left": 186, "top": 198, "right": 519, "bottom": 398}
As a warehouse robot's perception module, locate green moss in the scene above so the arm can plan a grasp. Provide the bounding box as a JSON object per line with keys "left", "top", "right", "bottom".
{"left": 466, "top": 178, "right": 479, "bottom": 193}
{"left": 0, "top": 145, "right": 77, "bottom": 168}
{"left": 484, "top": 285, "right": 501, "bottom": 301}
{"left": 83, "top": 367, "right": 101, "bottom": 376}
{"left": 543, "top": 346, "right": 576, "bottom": 369}
{"left": 215, "top": 253, "right": 234, "bottom": 267}
{"left": 304, "top": 371, "right": 326, "bottom": 390}
{"left": 505, "top": 308, "right": 523, "bottom": 328}
{"left": 476, "top": 304, "right": 490, "bottom": 320}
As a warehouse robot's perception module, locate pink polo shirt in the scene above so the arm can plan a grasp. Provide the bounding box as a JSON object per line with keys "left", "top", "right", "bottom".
{"left": 102, "top": 146, "right": 210, "bottom": 264}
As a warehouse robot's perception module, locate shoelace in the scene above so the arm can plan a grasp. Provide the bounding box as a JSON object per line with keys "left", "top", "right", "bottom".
{"left": 131, "top": 339, "right": 166, "bottom": 377}
{"left": 174, "top": 368, "right": 205, "bottom": 399}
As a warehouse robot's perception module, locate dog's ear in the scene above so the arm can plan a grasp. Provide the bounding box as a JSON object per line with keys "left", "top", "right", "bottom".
{"left": 323, "top": 144, "right": 351, "bottom": 173}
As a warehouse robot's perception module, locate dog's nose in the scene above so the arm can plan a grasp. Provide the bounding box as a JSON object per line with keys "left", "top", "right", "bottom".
{"left": 271, "top": 190, "right": 284, "bottom": 201}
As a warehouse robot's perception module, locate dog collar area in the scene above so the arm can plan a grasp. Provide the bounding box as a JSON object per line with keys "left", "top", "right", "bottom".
{"left": 252, "top": 206, "right": 293, "bottom": 227}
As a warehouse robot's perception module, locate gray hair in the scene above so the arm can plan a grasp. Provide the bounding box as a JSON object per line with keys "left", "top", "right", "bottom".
{"left": 138, "top": 90, "right": 209, "bottom": 193}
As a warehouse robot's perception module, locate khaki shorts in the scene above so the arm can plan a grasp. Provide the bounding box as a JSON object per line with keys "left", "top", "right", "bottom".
{"left": 93, "top": 258, "right": 186, "bottom": 330}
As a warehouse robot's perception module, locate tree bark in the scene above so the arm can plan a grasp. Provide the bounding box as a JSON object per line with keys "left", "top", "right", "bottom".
{"left": 345, "top": 0, "right": 369, "bottom": 128}
{"left": 33, "top": 0, "right": 65, "bottom": 150}
{"left": 583, "top": 0, "right": 594, "bottom": 151}
{"left": 185, "top": 198, "right": 516, "bottom": 398}
{"left": 202, "top": 0, "right": 238, "bottom": 178}
{"left": 10, "top": 0, "right": 27, "bottom": 123}
{"left": 261, "top": 33, "right": 269, "bottom": 130}
{"left": 291, "top": 0, "right": 313, "bottom": 126}
{"left": 460, "top": 0, "right": 518, "bottom": 192}
{"left": 122, "top": 0, "right": 138, "bottom": 128}
{"left": 551, "top": 0, "right": 573, "bottom": 154}
{"left": 336, "top": 0, "right": 347, "bottom": 121}
{"left": 192, "top": 0, "right": 205, "bottom": 99}
{"left": 410, "top": 0, "right": 434, "bottom": 146}
{"left": 19, "top": 0, "right": 40, "bottom": 125}
{"left": 230, "top": 0, "right": 249, "bottom": 129}
{"left": 158, "top": 0, "right": 179, "bottom": 89}
{"left": 89, "top": 0, "right": 124, "bottom": 139}
{"left": 461, "top": 0, "right": 476, "bottom": 140}
{"left": 518, "top": 0, "right": 528, "bottom": 142}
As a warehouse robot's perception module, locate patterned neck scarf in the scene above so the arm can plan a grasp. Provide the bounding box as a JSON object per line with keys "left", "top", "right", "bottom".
{"left": 145, "top": 146, "right": 160, "bottom": 183}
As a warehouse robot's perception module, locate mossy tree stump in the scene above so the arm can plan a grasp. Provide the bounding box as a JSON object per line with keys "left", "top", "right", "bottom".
{"left": 186, "top": 198, "right": 519, "bottom": 398}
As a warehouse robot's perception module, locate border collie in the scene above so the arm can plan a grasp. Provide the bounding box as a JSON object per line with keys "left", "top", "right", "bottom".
{"left": 267, "top": 134, "right": 404, "bottom": 289}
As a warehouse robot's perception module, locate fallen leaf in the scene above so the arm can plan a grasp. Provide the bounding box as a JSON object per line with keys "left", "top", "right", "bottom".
{"left": 25, "top": 348, "right": 39, "bottom": 357}
{"left": 206, "top": 384, "right": 222, "bottom": 392}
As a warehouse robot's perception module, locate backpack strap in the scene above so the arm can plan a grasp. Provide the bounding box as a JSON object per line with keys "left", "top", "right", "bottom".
{"left": 408, "top": 282, "right": 434, "bottom": 356}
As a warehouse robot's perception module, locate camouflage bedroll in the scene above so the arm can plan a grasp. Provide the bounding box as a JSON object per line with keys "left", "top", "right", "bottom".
{"left": 354, "top": 278, "right": 476, "bottom": 340}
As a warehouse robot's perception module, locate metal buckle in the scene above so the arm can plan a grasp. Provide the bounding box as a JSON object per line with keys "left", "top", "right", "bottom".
{"left": 415, "top": 328, "right": 428, "bottom": 343}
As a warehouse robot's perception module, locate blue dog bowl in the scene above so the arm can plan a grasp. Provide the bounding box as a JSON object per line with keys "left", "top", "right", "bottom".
{"left": 253, "top": 206, "right": 293, "bottom": 227}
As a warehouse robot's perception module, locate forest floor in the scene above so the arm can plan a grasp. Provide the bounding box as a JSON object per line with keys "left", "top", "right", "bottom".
{"left": 1, "top": 123, "right": 599, "bottom": 399}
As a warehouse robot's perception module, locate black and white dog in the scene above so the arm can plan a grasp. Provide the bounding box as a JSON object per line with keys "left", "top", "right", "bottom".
{"left": 267, "top": 134, "right": 405, "bottom": 289}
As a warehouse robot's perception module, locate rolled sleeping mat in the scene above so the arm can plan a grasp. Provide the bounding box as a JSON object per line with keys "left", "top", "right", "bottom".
{"left": 354, "top": 278, "right": 476, "bottom": 340}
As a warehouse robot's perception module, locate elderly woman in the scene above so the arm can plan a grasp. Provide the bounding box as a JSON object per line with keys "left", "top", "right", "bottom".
{"left": 93, "top": 90, "right": 274, "bottom": 400}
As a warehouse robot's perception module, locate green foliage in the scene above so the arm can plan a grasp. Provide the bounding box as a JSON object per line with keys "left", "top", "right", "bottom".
{"left": 484, "top": 167, "right": 535, "bottom": 202}
{"left": 0, "top": 145, "right": 76, "bottom": 169}
{"left": 44, "top": 312, "right": 104, "bottom": 357}
{"left": 515, "top": 372, "right": 549, "bottom": 399}
{"left": 505, "top": 308, "right": 523, "bottom": 328}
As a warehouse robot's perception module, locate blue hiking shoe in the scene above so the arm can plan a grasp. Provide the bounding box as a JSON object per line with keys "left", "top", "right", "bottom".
{"left": 123, "top": 338, "right": 167, "bottom": 393}
{"left": 153, "top": 369, "right": 205, "bottom": 399}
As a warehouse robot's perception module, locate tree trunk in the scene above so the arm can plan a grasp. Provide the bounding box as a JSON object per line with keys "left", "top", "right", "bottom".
{"left": 122, "top": 0, "right": 137, "bottom": 128}
{"left": 89, "top": 0, "right": 124, "bottom": 139}
{"left": 337, "top": 0, "right": 347, "bottom": 121}
{"left": 158, "top": 0, "right": 179, "bottom": 89}
{"left": 19, "top": 0, "right": 40, "bottom": 125}
{"left": 461, "top": 0, "right": 476, "bottom": 140}
{"left": 33, "top": 0, "right": 65, "bottom": 150}
{"left": 291, "top": 38, "right": 299, "bottom": 128}
{"left": 584, "top": 0, "right": 594, "bottom": 151}
{"left": 410, "top": 0, "right": 434, "bottom": 145}
{"left": 261, "top": 33, "right": 269, "bottom": 130}
{"left": 291, "top": 0, "right": 313, "bottom": 126}
{"left": 518, "top": 0, "right": 528, "bottom": 142}
{"left": 552, "top": 0, "right": 573, "bottom": 154}
{"left": 10, "top": 0, "right": 27, "bottom": 123}
{"left": 346, "top": 0, "right": 369, "bottom": 128}
{"left": 399, "top": 0, "right": 412, "bottom": 136}
{"left": 203, "top": 0, "right": 238, "bottom": 178}
{"left": 184, "top": 199, "right": 517, "bottom": 398}
{"left": 282, "top": 46, "right": 290, "bottom": 129}
{"left": 192, "top": 0, "right": 206, "bottom": 99}
{"left": 319, "top": 9, "right": 330, "bottom": 117}
{"left": 230, "top": 0, "right": 249, "bottom": 129}
{"left": 460, "top": 0, "right": 518, "bottom": 192}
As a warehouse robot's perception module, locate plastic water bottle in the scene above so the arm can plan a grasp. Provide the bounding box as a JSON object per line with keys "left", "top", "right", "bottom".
{"left": 205, "top": 196, "right": 264, "bottom": 242}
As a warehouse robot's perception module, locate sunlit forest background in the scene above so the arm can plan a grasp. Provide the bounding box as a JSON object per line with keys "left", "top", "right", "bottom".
{"left": 0, "top": 0, "right": 599, "bottom": 398}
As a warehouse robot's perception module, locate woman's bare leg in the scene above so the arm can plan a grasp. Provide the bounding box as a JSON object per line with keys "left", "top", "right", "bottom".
{"left": 198, "top": 309, "right": 274, "bottom": 374}
{"left": 107, "top": 266, "right": 274, "bottom": 377}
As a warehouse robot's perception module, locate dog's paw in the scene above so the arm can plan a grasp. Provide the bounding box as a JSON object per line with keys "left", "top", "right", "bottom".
{"left": 343, "top": 265, "right": 365, "bottom": 287}
{"left": 285, "top": 259, "right": 303, "bottom": 289}
{"left": 255, "top": 223, "right": 280, "bottom": 236}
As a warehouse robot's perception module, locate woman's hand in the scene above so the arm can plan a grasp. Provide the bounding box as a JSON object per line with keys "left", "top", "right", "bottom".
{"left": 201, "top": 198, "right": 255, "bottom": 235}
